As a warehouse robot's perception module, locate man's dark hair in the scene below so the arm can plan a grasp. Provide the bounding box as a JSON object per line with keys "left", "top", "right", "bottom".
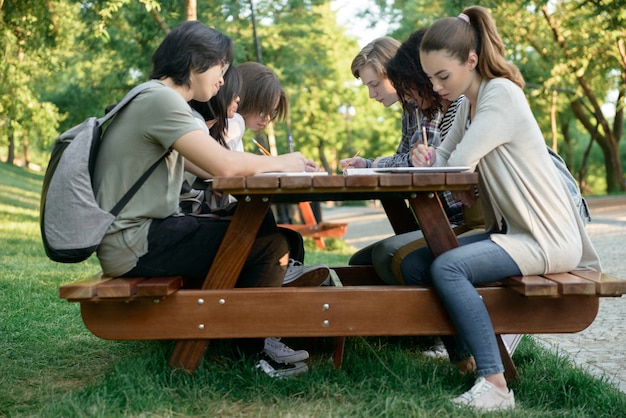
{"left": 150, "top": 20, "right": 234, "bottom": 87}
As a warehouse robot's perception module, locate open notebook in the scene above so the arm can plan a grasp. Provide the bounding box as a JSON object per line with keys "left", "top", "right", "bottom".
{"left": 253, "top": 171, "right": 329, "bottom": 176}
{"left": 344, "top": 167, "right": 471, "bottom": 175}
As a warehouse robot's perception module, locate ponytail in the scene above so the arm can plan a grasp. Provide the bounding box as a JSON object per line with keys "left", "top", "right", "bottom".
{"left": 421, "top": 6, "right": 524, "bottom": 89}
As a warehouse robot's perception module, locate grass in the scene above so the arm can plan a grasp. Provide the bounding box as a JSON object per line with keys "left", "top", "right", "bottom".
{"left": 1, "top": 160, "right": 626, "bottom": 417}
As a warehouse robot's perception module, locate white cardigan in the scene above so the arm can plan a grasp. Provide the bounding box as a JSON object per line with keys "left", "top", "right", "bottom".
{"left": 434, "top": 78, "right": 601, "bottom": 275}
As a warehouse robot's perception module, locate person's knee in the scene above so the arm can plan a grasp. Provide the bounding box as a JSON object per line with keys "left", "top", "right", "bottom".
{"left": 400, "top": 249, "right": 432, "bottom": 285}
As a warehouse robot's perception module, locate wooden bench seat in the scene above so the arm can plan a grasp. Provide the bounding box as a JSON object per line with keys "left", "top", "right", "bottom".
{"left": 59, "top": 267, "right": 626, "bottom": 380}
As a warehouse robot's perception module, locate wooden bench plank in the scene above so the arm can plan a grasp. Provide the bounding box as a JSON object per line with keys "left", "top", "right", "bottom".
{"left": 569, "top": 270, "right": 626, "bottom": 296}
{"left": 501, "top": 275, "right": 559, "bottom": 297}
{"left": 542, "top": 272, "right": 596, "bottom": 295}
{"left": 97, "top": 277, "right": 145, "bottom": 298}
{"left": 59, "top": 272, "right": 111, "bottom": 300}
{"left": 79, "top": 286, "right": 600, "bottom": 340}
{"left": 136, "top": 276, "right": 183, "bottom": 297}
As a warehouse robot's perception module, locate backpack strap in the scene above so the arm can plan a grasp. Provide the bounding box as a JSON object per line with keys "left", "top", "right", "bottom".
{"left": 110, "top": 148, "right": 171, "bottom": 216}
{"left": 101, "top": 80, "right": 171, "bottom": 217}
{"left": 97, "top": 80, "right": 162, "bottom": 125}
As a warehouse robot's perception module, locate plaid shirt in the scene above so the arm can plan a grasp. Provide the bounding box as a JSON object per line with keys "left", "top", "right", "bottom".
{"left": 374, "top": 105, "right": 441, "bottom": 168}
{"left": 368, "top": 103, "right": 464, "bottom": 226}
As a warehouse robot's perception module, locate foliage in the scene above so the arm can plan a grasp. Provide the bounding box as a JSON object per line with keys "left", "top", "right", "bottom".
{"left": 1, "top": 0, "right": 625, "bottom": 191}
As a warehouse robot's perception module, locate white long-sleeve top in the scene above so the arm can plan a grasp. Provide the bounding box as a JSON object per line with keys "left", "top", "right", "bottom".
{"left": 434, "top": 78, "right": 601, "bottom": 275}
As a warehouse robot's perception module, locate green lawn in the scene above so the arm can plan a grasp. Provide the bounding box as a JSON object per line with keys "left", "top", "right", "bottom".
{"left": 1, "top": 161, "right": 625, "bottom": 417}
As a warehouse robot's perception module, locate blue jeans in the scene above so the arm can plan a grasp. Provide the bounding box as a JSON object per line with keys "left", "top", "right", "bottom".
{"left": 401, "top": 232, "right": 522, "bottom": 377}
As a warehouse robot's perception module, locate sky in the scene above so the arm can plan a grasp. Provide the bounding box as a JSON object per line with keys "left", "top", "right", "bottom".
{"left": 331, "top": 0, "right": 389, "bottom": 47}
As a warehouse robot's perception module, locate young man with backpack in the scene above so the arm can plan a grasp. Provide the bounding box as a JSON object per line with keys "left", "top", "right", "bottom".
{"left": 90, "top": 21, "right": 318, "bottom": 377}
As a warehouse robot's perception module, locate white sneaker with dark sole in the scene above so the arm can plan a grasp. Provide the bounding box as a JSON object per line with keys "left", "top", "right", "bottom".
{"left": 256, "top": 355, "right": 308, "bottom": 378}
{"left": 263, "top": 337, "right": 309, "bottom": 364}
{"left": 452, "top": 377, "right": 515, "bottom": 411}
{"left": 283, "top": 259, "right": 330, "bottom": 287}
{"left": 421, "top": 341, "right": 449, "bottom": 359}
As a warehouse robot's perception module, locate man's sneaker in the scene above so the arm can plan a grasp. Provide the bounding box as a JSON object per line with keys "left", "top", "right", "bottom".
{"left": 255, "top": 355, "right": 308, "bottom": 379}
{"left": 421, "top": 341, "right": 449, "bottom": 359}
{"left": 452, "top": 377, "right": 515, "bottom": 411}
{"left": 283, "top": 259, "right": 330, "bottom": 287}
{"left": 263, "top": 337, "right": 309, "bottom": 364}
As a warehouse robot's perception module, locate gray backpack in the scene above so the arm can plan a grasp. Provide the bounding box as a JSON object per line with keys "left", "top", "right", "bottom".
{"left": 547, "top": 147, "right": 591, "bottom": 224}
{"left": 40, "top": 81, "right": 167, "bottom": 263}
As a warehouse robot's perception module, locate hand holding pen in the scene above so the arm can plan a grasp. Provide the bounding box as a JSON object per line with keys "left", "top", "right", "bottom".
{"left": 252, "top": 138, "right": 321, "bottom": 172}
{"left": 410, "top": 126, "right": 435, "bottom": 167}
{"left": 339, "top": 150, "right": 363, "bottom": 170}
{"left": 252, "top": 138, "right": 272, "bottom": 156}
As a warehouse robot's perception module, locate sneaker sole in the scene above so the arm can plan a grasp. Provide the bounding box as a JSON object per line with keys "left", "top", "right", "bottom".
{"left": 283, "top": 268, "right": 330, "bottom": 287}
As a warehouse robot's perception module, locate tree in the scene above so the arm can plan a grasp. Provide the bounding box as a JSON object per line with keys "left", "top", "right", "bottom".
{"left": 0, "top": 0, "right": 68, "bottom": 166}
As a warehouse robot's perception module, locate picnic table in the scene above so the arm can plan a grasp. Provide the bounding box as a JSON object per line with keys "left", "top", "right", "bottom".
{"left": 60, "top": 171, "right": 626, "bottom": 380}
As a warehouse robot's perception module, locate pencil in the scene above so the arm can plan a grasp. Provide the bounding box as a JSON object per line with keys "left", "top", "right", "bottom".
{"left": 343, "top": 150, "right": 361, "bottom": 170}
{"left": 422, "top": 126, "right": 430, "bottom": 163}
{"left": 252, "top": 138, "right": 271, "bottom": 156}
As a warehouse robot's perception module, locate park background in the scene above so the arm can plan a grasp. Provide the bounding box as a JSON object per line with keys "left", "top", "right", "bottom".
{"left": 1, "top": 0, "right": 625, "bottom": 195}
{"left": 2, "top": 1, "right": 626, "bottom": 416}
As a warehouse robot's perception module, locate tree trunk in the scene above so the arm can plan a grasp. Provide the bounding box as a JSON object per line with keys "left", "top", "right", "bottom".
{"left": 7, "top": 133, "right": 15, "bottom": 165}
{"left": 23, "top": 132, "right": 29, "bottom": 168}
{"left": 185, "top": 0, "right": 197, "bottom": 21}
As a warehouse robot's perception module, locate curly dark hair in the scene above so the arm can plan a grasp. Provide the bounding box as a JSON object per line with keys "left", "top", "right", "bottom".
{"left": 385, "top": 29, "right": 442, "bottom": 120}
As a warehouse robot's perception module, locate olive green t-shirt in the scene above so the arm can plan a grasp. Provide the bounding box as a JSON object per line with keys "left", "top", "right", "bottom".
{"left": 93, "top": 82, "right": 201, "bottom": 276}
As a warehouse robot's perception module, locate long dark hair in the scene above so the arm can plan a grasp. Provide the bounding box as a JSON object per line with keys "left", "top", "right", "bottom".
{"left": 189, "top": 66, "right": 242, "bottom": 146}
{"left": 150, "top": 20, "right": 234, "bottom": 88}
{"left": 385, "top": 29, "right": 441, "bottom": 120}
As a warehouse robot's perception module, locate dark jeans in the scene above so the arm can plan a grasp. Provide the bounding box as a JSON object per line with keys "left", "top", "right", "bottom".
{"left": 124, "top": 210, "right": 288, "bottom": 289}
{"left": 123, "top": 209, "right": 291, "bottom": 358}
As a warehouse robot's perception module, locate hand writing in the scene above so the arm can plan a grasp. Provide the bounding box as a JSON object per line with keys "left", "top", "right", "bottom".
{"left": 339, "top": 156, "right": 366, "bottom": 170}
{"left": 410, "top": 144, "right": 434, "bottom": 167}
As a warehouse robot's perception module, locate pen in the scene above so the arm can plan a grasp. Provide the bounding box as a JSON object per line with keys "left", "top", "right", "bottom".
{"left": 343, "top": 150, "right": 361, "bottom": 170}
{"left": 288, "top": 133, "right": 294, "bottom": 153}
{"left": 422, "top": 126, "right": 430, "bottom": 163}
{"left": 252, "top": 138, "right": 271, "bottom": 156}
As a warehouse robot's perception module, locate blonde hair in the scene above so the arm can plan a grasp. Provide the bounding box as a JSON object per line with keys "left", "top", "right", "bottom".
{"left": 351, "top": 37, "right": 401, "bottom": 79}
{"left": 421, "top": 6, "right": 524, "bottom": 89}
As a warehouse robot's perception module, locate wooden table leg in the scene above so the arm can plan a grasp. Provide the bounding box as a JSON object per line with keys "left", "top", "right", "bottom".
{"left": 381, "top": 198, "right": 419, "bottom": 234}
{"left": 407, "top": 191, "right": 459, "bottom": 257}
{"left": 497, "top": 334, "right": 520, "bottom": 383}
{"left": 169, "top": 195, "right": 272, "bottom": 372}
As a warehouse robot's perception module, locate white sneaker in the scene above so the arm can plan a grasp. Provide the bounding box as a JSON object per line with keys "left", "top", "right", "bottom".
{"left": 421, "top": 341, "right": 449, "bottom": 359}
{"left": 452, "top": 377, "right": 515, "bottom": 411}
{"left": 255, "top": 355, "right": 308, "bottom": 378}
{"left": 263, "top": 337, "right": 309, "bottom": 364}
{"left": 283, "top": 259, "right": 330, "bottom": 287}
